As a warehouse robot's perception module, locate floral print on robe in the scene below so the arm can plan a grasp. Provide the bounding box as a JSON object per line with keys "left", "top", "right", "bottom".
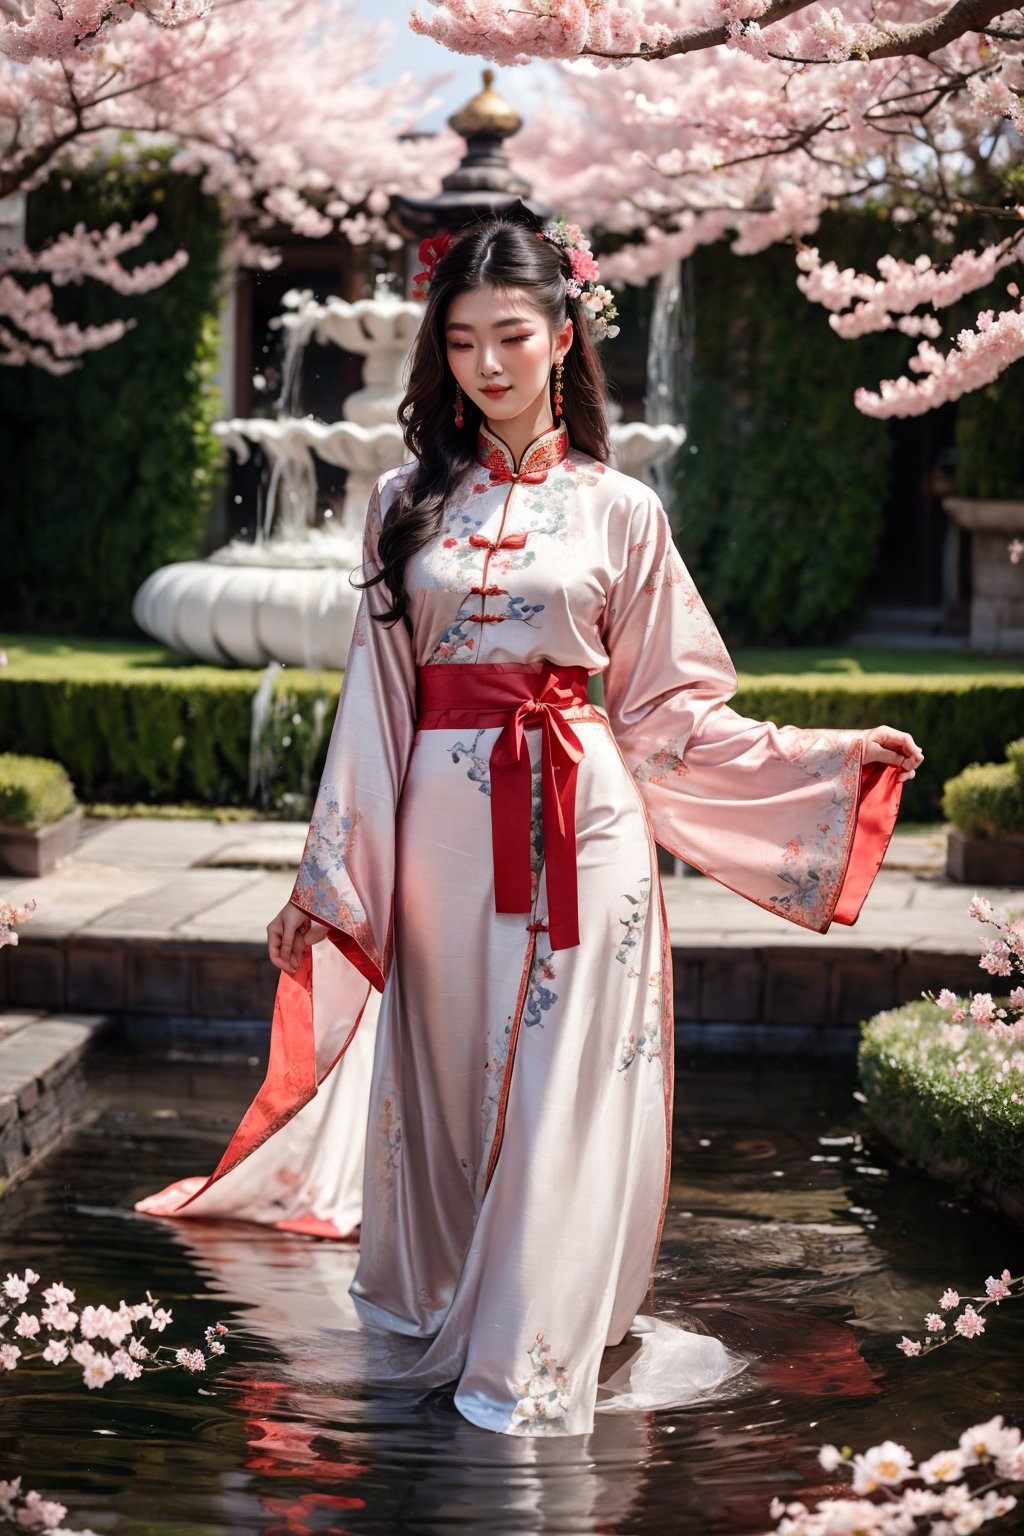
{"left": 137, "top": 420, "right": 902, "bottom": 1437}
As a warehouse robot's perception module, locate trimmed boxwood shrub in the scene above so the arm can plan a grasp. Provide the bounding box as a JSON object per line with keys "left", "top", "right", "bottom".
{"left": 0, "top": 754, "right": 78, "bottom": 829}
{"left": 859, "top": 1000, "right": 1024, "bottom": 1218}
{"left": 942, "top": 761, "right": 1024, "bottom": 837}
{"left": 0, "top": 663, "right": 336, "bottom": 811}
{"left": 3, "top": 651, "right": 1024, "bottom": 815}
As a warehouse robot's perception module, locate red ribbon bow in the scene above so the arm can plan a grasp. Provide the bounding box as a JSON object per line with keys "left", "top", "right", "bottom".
{"left": 489, "top": 674, "right": 586, "bottom": 951}
{"left": 415, "top": 664, "right": 591, "bottom": 951}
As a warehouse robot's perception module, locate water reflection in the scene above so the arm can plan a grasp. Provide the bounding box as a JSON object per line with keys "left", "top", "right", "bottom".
{"left": 1, "top": 1040, "right": 1022, "bottom": 1534}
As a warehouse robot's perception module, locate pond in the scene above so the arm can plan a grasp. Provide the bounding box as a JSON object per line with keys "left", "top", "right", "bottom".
{"left": 2, "top": 1032, "right": 1022, "bottom": 1535}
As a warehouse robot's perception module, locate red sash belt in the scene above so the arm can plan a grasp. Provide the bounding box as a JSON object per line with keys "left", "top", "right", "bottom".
{"left": 416, "top": 663, "right": 595, "bottom": 950}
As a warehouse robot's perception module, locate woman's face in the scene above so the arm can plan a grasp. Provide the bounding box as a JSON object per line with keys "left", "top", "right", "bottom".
{"left": 444, "top": 286, "right": 573, "bottom": 427}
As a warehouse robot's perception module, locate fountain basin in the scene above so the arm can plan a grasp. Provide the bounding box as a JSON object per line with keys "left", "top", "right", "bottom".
{"left": 132, "top": 560, "right": 361, "bottom": 669}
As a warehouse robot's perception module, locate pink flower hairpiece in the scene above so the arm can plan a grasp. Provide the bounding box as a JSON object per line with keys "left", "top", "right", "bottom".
{"left": 411, "top": 219, "right": 619, "bottom": 342}
{"left": 537, "top": 218, "right": 619, "bottom": 340}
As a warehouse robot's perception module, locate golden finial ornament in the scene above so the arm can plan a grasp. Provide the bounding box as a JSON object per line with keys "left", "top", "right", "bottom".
{"left": 448, "top": 69, "right": 522, "bottom": 140}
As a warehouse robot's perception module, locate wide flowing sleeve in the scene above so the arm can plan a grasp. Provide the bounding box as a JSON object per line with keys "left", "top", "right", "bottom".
{"left": 135, "top": 476, "right": 416, "bottom": 1211}
{"left": 289, "top": 476, "right": 417, "bottom": 991}
{"left": 601, "top": 495, "right": 902, "bottom": 932}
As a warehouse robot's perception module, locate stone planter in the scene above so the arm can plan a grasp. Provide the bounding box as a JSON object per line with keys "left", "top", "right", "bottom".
{"left": 946, "top": 825, "right": 1024, "bottom": 884}
{"left": 943, "top": 497, "right": 1024, "bottom": 653}
{"left": 0, "top": 808, "right": 82, "bottom": 878}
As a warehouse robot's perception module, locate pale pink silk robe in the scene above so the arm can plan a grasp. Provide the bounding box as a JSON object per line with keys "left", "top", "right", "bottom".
{"left": 138, "top": 421, "right": 902, "bottom": 1436}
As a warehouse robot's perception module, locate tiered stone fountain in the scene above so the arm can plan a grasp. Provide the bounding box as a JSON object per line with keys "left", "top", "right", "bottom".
{"left": 133, "top": 73, "right": 685, "bottom": 671}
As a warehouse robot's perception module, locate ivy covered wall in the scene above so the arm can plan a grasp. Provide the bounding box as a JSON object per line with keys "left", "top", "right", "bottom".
{"left": 0, "top": 151, "right": 226, "bottom": 636}
{"left": 666, "top": 217, "right": 905, "bottom": 644}
{"left": 642, "top": 210, "right": 1024, "bottom": 644}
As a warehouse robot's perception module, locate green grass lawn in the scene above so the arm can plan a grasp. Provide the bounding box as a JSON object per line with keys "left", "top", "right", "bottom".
{"left": 733, "top": 645, "right": 1024, "bottom": 679}
{"left": 0, "top": 633, "right": 337, "bottom": 688}
{"left": 4, "top": 631, "right": 1023, "bottom": 683}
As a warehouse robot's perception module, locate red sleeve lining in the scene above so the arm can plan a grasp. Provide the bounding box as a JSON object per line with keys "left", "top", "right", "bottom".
{"left": 832, "top": 762, "right": 903, "bottom": 927}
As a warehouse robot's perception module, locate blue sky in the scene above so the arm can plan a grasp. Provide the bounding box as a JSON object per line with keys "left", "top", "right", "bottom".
{"left": 351, "top": 0, "right": 556, "bottom": 132}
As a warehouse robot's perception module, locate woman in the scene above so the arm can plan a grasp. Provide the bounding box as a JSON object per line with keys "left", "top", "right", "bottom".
{"left": 138, "top": 215, "right": 923, "bottom": 1437}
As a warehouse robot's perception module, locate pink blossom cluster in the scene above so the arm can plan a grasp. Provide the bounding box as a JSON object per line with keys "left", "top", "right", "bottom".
{"left": 0, "top": 896, "right": 35, "bottom": 949}
{"left": 795, "top": 242, "right": 1021, "bottom": 338}
{"left": 934, "top": 898, "right": 1024, "bottom": 1043}
{"left": 0, "top": 1268, "right": 226, "bottom": 1390}
{"left": 410, "top": 0, "right": 671, "bottom": 68}
{"left": 1, "top": 220, "right": 188, "bottom": 374}
{"left": 1, "top": 0, "right": 451, "bottom": 370}
{"left": 440, "top": 1, "right": 1024, "bottom": 414}
{"left": 0, "top": 1475, "right": 96, "bottom": 1536}
{"left": 855, "top": 299, "right": 1024, "bottom": 418}
{"left": 767, "top": 1419, "right": 1023, "bottom": 1536}
{"left": 895, "top": 1268, "right": 1020, "bottom": 1359}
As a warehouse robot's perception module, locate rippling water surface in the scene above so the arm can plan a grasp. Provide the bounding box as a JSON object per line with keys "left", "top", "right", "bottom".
{"left": 2, "top": 1036, "right": 1022, "bottom": 1535}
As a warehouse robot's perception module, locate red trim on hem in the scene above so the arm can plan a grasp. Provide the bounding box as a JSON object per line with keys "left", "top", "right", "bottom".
{"left": 271, "top": 1213, "right": 359, "bottom": 1241}
{"left": 135, "top": 939, "right": 376, "bottom": 1222}
{"left": 832, "top": 762, "right": 903, "bottom": 926}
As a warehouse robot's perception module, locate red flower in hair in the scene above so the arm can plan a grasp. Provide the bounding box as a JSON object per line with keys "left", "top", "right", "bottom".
{"left": 413, "top": 233, "right": 453, "bottom": 296}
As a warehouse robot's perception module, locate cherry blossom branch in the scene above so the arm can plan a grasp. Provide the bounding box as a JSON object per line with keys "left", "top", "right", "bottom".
{"left": 0, "top": 1268, "right": 229, "bottom": 1387}
{"left": 0, "top": 1477, "right": 97, "bottom": 1536}
{"left": 896, "top": 1271, "right": 1023, "bottom": 1357}
{"left": 767, "top": 1420, "right": 1023, "bottom": 1535}
{"left": 1, "top": 0, "right": 447, "bottom": 368}
{"left": 411, "top": 0, "right": 1024, "bottom": 65}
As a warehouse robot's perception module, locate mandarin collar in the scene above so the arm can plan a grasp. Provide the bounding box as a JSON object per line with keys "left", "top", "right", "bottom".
{"left": 475, "top": 420, "right": 569, "bottom": 483}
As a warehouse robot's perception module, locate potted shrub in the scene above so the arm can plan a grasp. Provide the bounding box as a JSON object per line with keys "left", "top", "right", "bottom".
{"left": 943, "top": 736, "right": 1024, "bottom": 883}
{"left": 0, "top": 754, "right": 81, "bottom": 877}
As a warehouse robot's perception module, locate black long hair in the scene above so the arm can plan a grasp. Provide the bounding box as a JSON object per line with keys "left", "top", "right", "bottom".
{"left": 358, "top": 214, "right": 611, "bottom": 628}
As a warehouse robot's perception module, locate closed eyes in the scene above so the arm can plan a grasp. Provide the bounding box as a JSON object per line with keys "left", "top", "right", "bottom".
{"left": 448, "top": 335, "right": 533, "bottom": 350}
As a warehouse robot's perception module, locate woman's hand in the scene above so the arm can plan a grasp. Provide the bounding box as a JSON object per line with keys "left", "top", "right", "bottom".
{"left": 862, "top": 725, "right": 924, "bottom": 783}
{"left": 267, "top": 901, "right": 329, "bottom": 976}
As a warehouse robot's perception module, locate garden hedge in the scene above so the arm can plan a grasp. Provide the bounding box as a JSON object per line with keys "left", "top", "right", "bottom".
{"left": 2, "top": 642, "right": 1023, "bottom": 815}
{"left": 859, "top": 1000, "right": 1024, "bottom": 1219}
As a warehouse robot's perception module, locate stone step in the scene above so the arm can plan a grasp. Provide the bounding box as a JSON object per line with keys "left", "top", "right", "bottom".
{"left": 0, "top": 1011, "right": 110, "bottom": 1192}
{"left": 0, "top": 922, "right": 987, "bottom": 1043}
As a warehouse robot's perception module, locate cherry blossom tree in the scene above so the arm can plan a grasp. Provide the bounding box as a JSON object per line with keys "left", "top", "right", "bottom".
{"left": 412, "top": 0, "right": 1024, "bottom": 416}
{"left": 1, "top": 0, "right": 448, "bottom": 371}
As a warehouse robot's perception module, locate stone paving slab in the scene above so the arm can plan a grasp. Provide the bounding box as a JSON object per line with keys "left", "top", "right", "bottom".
{"left": 0, "top": 1012, "right": 109, "bottom": 1188}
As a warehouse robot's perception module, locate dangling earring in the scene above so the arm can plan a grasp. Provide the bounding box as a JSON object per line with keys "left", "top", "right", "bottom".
{"left": 454, "top": 383, "right": 465, "bottom": 429}
{"left": 553, "top": 358, "right": 565, "bottom": 419}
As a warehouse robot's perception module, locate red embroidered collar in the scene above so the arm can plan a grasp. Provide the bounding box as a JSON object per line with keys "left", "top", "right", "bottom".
{"left": 475, "top": 421, "right": 569, "bottom": 485}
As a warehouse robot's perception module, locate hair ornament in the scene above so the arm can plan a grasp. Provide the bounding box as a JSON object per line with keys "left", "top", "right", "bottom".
{"left": 536, "top": 218, "right": 619, "bottom": 341}
{"left": 412, "top": 233, "right": 453, "bottom": 297}
{"left": 411, "top": 218, "right": 619, "bottom": 342}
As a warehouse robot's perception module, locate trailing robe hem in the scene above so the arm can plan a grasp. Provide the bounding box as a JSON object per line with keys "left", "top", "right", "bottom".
{"left": 136, "top": 423, "right": 906, "bottom": 1435}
